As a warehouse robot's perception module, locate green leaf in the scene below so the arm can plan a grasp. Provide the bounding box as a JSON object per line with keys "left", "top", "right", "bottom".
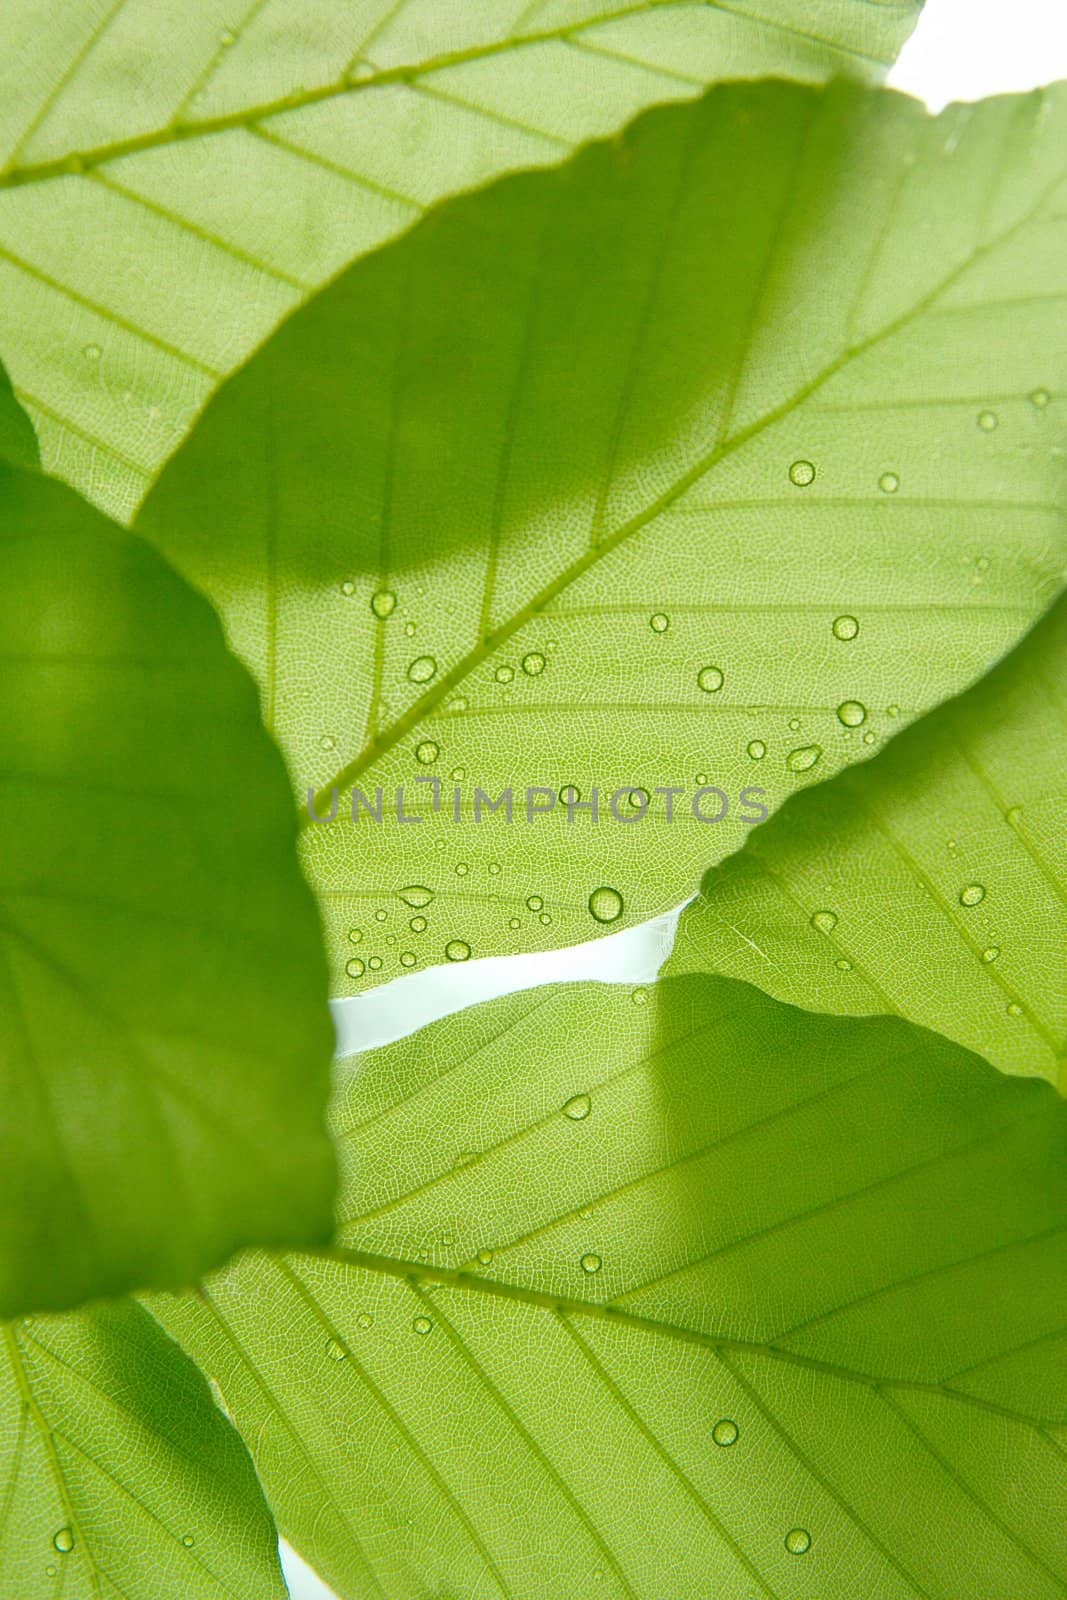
{"left": 1, "top": 1297, "right": 286, "bottom": 1597}
{"left": 669, "top": 593, "right": 1067, "bottom": 1089}
{"left": 152, "top": 975, "right": 1067, "bottom": 1599}
{"left": 0, "top": 0, "right": 922, "bottom": 519}
{"left": 137, "top": 78, "right": 1067, "bottom": 993}
{"left": 0, "top": 353, "right": 37, "bottom": 469}
{"left": 0, "top": 459, "right": 335, "bottom": 1318}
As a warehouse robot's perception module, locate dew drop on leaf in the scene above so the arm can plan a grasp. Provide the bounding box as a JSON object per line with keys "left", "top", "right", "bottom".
{"left": 400, "top": 951, "right": 416, "bottom": 968}
{"left": 410, "top": 916, "right": 427, "bottom": 933}
{"left": 887, "top": 702, "right": 901, "bottom": 718}
{"left": 588, "top": 886, "right": 624, "bottom": 923}
{"left": 455, "top": 862, "right": 469, "bottom": 876}
{"left": 810, "top": 910, "right": 837, "bottom": 934}
{"left": 357, "top": 1312, "right": 373, "bottom": 1330}
{"left": 399, "top": 886, "right": 433, "bottom": 908}
{"left": 320, "top": 734, "right": 335, "bottom": 751}
{"left": 564, "top": 1094, "right": 591, "bottom": 1121}
{"left": 789, "top": 459, "right": 815, "bottom": 487}
{"left": 326, "top": 1339, "right": 346, "bottom": 1362}
{"left": 407, "top": 654, "right": 437, "bottom": 683}
{"left": 182, "top": 1533, "right": 195, "bottom": 1548}
{"left": 53, "top": 1528, "right": 74, "bottom": 1554}
{"left": 649, "top": 612, "right": 669, "bottom": 633}
{"left": 1030, "top": 387, "right": 1051, "bottom": 408}
{"left": 347, "top": 927, "right": 362, "bottom": 944}
{"left": 977, "top": 409, "right": 998, "bottom": 432}
{"left": 370, "top": 589, "right": 396, "bottom": 619}
{"left": 340, "top": 579, "right": 355, "bottom": 596}
{"left": 785, "top": 1527, "right": 811, "bottom": 1555}
{"left": 631, "top": 987, "right": 648, "bottom": 1005}
{"left": 445, "top": 939, "right": 471, "bottom": 962}
{"left": 476, "top": 1248, "right": 493, "bottom": 1266}
{"left": 1007, "top": 1002, "right": 1024, "bottom": 1017}
{"left": 712, "top": 1418, "right": 739, "bottom": 1447}
{"left": 82, "top": 343, "right": 101, "bottom": 362}
{"left": 832, "top": 614, "right": 859, "bottom": 641}
{"left": 413, "top": 1316, "right": 433, "bottom": 1336}
{"left": 495, "top": 664, "right": 514, "bottom": 683}
{"left": 580, "top": 1253, "right": 602, "bottom": 1275}
{"left": 367, "top": 956, "right": 382, "bottom": 971}
{"left": 836, "top": 700, "right": 867, "bottom": 727}
{"left": 878, "top": 471, "right": 900, "bottom": 494}
{"left": 374, "top": 908, "right": 387, "bottom": 922}
{"left": 521, "top": 651, "right": 546, "bottom": 676}
{"left": 345, "top": 958, "right": 365, "bottom": 979}
{"left": 415, "top": 740, "right": 439, "bottom": 765}
{"left": 747, "top": 740, "right": 766, "bottom": 760}
{"left": 982, "top": 946, "right": 1000, "bottom": 963}
{"left": 786, "top": 744, "right": 822, "bottom": 772}
{"left": 697, "top": 665, "right": 724, "bottom": 693}
{"left": 959, "top": 883, "right": 985, "bottom": 907}
{"left": 526, "top": 895, "right": 543, "bottom": 911}
{"left": 835, "top": 957, "right": 853, "bottom": 971}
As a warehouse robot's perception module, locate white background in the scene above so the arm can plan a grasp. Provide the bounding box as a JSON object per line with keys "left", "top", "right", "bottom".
{"left": 285, "top": 1, "right": 1067, "bottom": 1593}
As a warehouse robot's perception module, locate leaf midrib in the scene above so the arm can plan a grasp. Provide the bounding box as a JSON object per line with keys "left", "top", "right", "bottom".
{"left": 0, "top": 0, "right": 891, "bottom": 192}
{"left": 302, "top": 165, "right": 1064, "bottom": 827}
{"left": 308, "top": 1242, "right": 1066, "bottom": 1433}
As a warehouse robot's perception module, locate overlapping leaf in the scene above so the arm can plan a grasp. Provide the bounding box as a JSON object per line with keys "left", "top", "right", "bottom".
{"left": 0, "top": 0, "right": 922, "bottom": 518}
{"left": 669, "top": 594, "right": 1067, "bottom": 1088}
{"left": 153, "top": 976, "right": 1067, "bottom": 1598}
{"left": 1, "top": 1299, "right": 286, "bottom": 1597}
{"left": 0, "top": 452, "right": 335, "bottom": 1317}
{"left": 137, "top": 77, "right": 1067, "bottom": 992}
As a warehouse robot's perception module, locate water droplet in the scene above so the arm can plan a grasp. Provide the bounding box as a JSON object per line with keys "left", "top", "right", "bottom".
{"left": 837, "top": 700, "right": 867, "bottom": 728}
{"left": 631, "top": 986, "right": 648, "bottom": 1005}
{"left": 878, "top": 471, "right": 899, "bottom": 494}
{"left": 182, "top": 1533, "right": 195, "bottom": 1548}
{"left": 1030, "top": 387, "right": 1051, "bottom": 408}
{"left": 789, "top": 459, "right": 816, "bottom": 487}
{"left": 788, "top": 717, "right": 801, "bottom": 732}
{"left": 784, "top": 1527, "right": 811, "bottom": 1556}
{"left": 495, "top": 664, "right": 514, "bottom": 683}
{"left": 982, "top": 946, "right": 1000, "bottom": 963}
{"left": 399, "top": 886, "right": 433, "bottom": 908}
{"left": 521, "top": 651, "right": 546, "bottom": 676}
{"left": 53, "top": 1529, "right": 74, "bottom": 1554}
{"left": 588, "top": 886, "right": 624, "bottom": 924}
{"left": 712, "top": 1418, "right": 738, "bottom": 1447}
{"left": 415, "top": 740, "right": 439, "bottom": 765}
{"left": 340, "top": 579, "right": 355, "bottom": 596}
{"left": 219, "top": 28, "right": 236, "bottom": 45}
{"left": 413, "top": 1316, "right": 433, "bottom": 1336}
{"left": 82, "top": 343, "right": 101, "bottom": 361}
{"left": 832, "top": 614, "right": 859, "bottom": 641}
{"left": 1005, "top": 805, "right": 1023, "bottom": 828}
{"left": 367, "top": 956, "right": 382, "bottom": 971}
{"left": 400, "top": 951, "right": 417, "bottom": 968}
{"left": 564, "top": 1094, "right": 591, "bottom": 1121}
{"left": 370, "top": 589, "right": 396, "bottom": 619}
{"left": 697, "top": 665, "right": 724, "bottom": 693}
{"left": 407, "top": 654, "right": 437, "bottom": 684}
{"left": 1007, "top": 1001, "right": 1023, "bottom": 1018}
{"left": 488, "top": 862, "right": 501, "bottom": 876}
{"left": 445, "top": 939, "right": 471, "bottom": 962}
{"left": 977, "top": 410, "right": 998, "bottom": 432}
{"left": 835, "top": 957, "right": 853, "bottom": 971}
{"left": 320, "top": 734, "right": 335, "bottom": 751}
{"left": 357, "top": 1312, "right": 373, "bottom": 1329}
{"left": 526, "top": 895, "right": 543, "bottom": 912}
{"left": 580, "top": 1253, "right": 602, "bottom": 1275}
{"left": 649, "top": 613, "right": 670, "bottom": 633}
{"left": 404, "top": 621, "right": 416, "bottom": 637}
{"left": 863, "top": 730, "right": 877, "bottom": 745}
{"left": 786, "top": 744, "right": 822, "bottom": 773}
{"left": 455, "top": 862, "right": 469, "bottom": 876}
{"left": 887, "top": 702, "right": 900, "bottom": 718}
{"left": 959, "top": 883, "right": 985, "bottom": 907}
{"left": 810, "top": 910, "right": 837, "bottom": 934}
{"left": 345, "top": 958, "right": 365, "bottom": 979}
{"left": 539, "top": 911, "right": 552, "bottom": 925}
{"left": 508, "top": 916, "right": 521, "bottom": 930}
{"left": 347, "top": 927, "right": 363, "bottom": 945}
{"left": 559, "top": 785, "right": 581, "bottom": 805}
{"left": 476, "top": 1248, "right": 493, "bottom": 1266}
{"left": 747, "top": 739, "right": 766, "bottom": 760}
{"left": 326, "top": 1338, "right": 346, "bottom": 1362}
{"left": 374, "top": 909, "right": 387, "bottom": 922}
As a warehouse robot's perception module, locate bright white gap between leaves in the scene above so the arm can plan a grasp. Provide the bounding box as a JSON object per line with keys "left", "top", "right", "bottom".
{"left": 290, "top": 2, "right": 1067, "bottom": 1595}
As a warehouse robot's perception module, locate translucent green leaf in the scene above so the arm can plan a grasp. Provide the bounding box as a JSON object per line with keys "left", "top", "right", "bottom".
{"left": 137, "top": 78, "right": 1067, "bottom": 993}
{"left": 0, "top": 353, "right": 36, "bottom": 469}
{"left": 0, "top": 0, "right": 922, "bottom": 519}
{"left": 1, "top": 1298, "right": 286, "bottom": 1597}
{"left": 0, "top": 459, "right": 335, "bottom": 1317}
{"left": 669, "top": 593, "right": 1067, "bottom": 1089}
{"left": 152, "top": 976, "right": 1067, "bottom": 1598}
